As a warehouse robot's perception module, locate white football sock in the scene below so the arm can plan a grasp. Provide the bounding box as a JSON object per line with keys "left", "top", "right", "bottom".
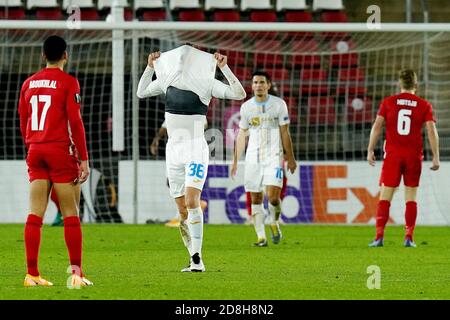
{"left": 268, "top": 202, "right": 282, "bottom": 223}
{"left": 251, "top": 204, "right": 266, "bottom": 240}
{"left": 187, "top": 207, "right": 203, "bottom": 258}
{"left": 179, "top": 218, "right": 193, "bottom": 256}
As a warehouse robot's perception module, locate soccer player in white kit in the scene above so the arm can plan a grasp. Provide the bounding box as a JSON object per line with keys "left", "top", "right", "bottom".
{"left": 231, "top": 71, "right": 297, "bottom": 247}
{"left": 137, "top": 45, "right": 246, "bottom": 271}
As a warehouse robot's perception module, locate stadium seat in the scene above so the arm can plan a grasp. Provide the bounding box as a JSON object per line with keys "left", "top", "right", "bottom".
{"left": 290, "top": 39, "right": 321, "bottom": 68}
{"left": 241, "top": 0, "right": 272, "bottom": 11}
{"left": 307, "top": 97, "right": 336, "bottom": 125}
{"left": 253, "top": 40, "right": 284, "bottom": 66}
{"left": 346, "top": 97, "right": 374, "bottom": 124}
{"left": 170, "top": 0, "right": 200, "bottom": 10}
{"left": 312, "top": 0, "right": 344, "bottom": 11}
{"left": 300, "top": 68, "right": 329, "bottom": 95}
{"left": 135, "top": 0, "right": 166, "bottom": 21}
{"left": 212, "top": 10, "right": 240, "bottom": 21}
{"left": 0, "top": 0, "right": 25, "bottom": 19}
{"left": 284, "top": 10, "right": 313, "bottom": 22}
{"left": 232, "top": 66, "right": 252, "bottom": 80}
{"left": 336, "top": 68, "right": 366, "bottom": 95}
{"left": 320, "top": 11, "right": 348, "bottom": 23}
{"left": 27, "top": 0, "right": 64, "bottom": 20}
{"left": 266, "top": 68, "right": 289, "bottom": 81}
{"left": 283, "top": 96, "right": 299, "bottom": 124}
{"left": 178, "top": 9, "right": 205, "bottom": 21}
{"left": 330, "top": 39, "right": 359, "bottom": 68}
{"left": 205, "top": 0, "right": 236, "bottom": 10}
{"left": 249, "top": 10, "right": 277, "bottom": 22}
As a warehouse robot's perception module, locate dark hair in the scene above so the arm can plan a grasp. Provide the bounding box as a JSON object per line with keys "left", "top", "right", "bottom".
{"left": 43, "top": 35, "right": 67, "bottom": 63}
{"left": 252, "top": 70, "right": 271, "bottom": 83}
{"left": 399, "top": 69, "right": 417, "bottom": 90}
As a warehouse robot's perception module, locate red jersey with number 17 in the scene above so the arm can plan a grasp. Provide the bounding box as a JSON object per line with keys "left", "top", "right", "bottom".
{"left": 377, "top": 92, "right": 435, "bottom": 158}
{"left": 18, "top": 67, "right": 88, "bottom": 161}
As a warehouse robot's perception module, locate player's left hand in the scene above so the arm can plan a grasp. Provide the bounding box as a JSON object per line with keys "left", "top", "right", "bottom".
{"left": 287, "top": 159, "right": 297, "bottom": 174}
{"left": 430, "top": 157, "right": 440, "bottom": 171}
{"left": 367, "top": 150, "right": 376, "bottom": 166}
{"left": 214, "top": 53, "right": 227, "bottom": 68}
{"left": 75, "top": 160, "right": 90, "bottom": 184}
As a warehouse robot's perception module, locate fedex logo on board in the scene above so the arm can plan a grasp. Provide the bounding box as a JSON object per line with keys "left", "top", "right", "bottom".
{"left": 202, "top": 164, "right": 392, "bottom": 224}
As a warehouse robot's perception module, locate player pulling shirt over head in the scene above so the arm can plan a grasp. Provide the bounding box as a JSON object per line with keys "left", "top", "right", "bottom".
{"left": 137, "top": 44, "right": 246, "bottom": 272}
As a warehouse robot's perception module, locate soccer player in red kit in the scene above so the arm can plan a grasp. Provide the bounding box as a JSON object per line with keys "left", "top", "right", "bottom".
{"left": 19, "top": 35, "right": 93, "bottom": 286}
{"left": 367, "top": 69, "right": 440, "bottom": 248}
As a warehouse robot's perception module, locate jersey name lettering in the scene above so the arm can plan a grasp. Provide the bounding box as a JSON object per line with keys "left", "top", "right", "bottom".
{"left": 29, "top": 80, "right": 57, "bottom": 89}
{"left": 396, "top": 99, "right": 417, "bottom": 107}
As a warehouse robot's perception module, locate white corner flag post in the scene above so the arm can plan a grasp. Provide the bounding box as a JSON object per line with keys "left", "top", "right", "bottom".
{"left": 112, "top": 0, "right": 124, "bottom": 152}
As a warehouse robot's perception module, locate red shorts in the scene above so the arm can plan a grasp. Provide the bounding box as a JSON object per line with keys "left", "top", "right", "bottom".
{"left": 26, "top": 151, "right": 79, "bottom": 183}
{"left": 379, "top": 153, "right": 422, "bottom": 188}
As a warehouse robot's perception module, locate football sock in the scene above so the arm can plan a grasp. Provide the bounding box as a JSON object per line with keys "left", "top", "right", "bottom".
{"left": 268, "top": 202, "right": 282, "bottom": 223}
{"left": 405, "top": 201, "right": 417, "bottom": 240}
{"left": 179, "top": 218, "right": 193, "bottom": 256}
{"left": 376, "top": 200, "right": 391, "bottom": 240}
{"left": 187, "top": 207, "right": 203, "bottom": 259}
{"left": 63, "top": 216, "right": 83, "bottom": 275}
{"left": 246, "top": 192, "right": 252, "bottom": 217}
{"left": 251, "top": 204, "right": 266, "bottom": 240}
{"left": 24, "top": 214, "right": 43, "bottom": 277}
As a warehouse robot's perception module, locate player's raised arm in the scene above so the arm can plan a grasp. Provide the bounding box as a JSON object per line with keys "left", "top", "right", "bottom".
{"left": 136, "top": 51, "right": 164, "bottom": 99}
{"left": 367, "top": 115, "right": 385, "bottom": 166}
{"left": 426, "top": 121, "right": 440, "bottom": 170}
{"left": 212, "top": 53, "right": 246, "bottom": 100}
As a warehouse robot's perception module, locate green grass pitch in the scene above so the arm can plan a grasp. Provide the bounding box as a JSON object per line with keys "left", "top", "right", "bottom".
{"left": 1, "top": 224, "right": 450, "bottom": 300}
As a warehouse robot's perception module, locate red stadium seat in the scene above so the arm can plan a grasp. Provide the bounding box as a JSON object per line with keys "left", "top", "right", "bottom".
{"left": 300, "top": 69, "right": 329, "bottom": 95}
{"left": 212, "top": 10, "right": 240, "bottom": 21}
{"left": 284, "top": 96, "right": 299, "bottom": 124}
{"left": 290, "top": 39, "right": 321, "bottom": 68}
{"left": 336, "top": 68, "right": 366, "bottom": 95}
{"left": 253, "top": 40, "right": 284, "bottom": 66}
{"left": 79, "top": 9, "right": 100, "bottom": 20}
{"left": 284, "top": 10, "right": 312, "bottom": 22}
{"left": 330, "top": 39, "right": 358, "bottom": 68}
{"left": 320, "top": 11, "right": 348, "bottom": 22}
{"left": 178, "top": 9, "right": 205, "bottom": 21}
{"left": 307, "top": 97, "right": 336, "bottom": 125}
{"left": 141, "top": 9, "right": 166, "bottom": 21}
{"left": 319, "top": 11, "right": 349, "bottom": 39}
{"left": 231, "top": 67, "right": 252, "bottom": 80}
{"left": 35, "top": 8, "right": 64, "bottom": 20}
{"left": 346, "top": 97, "right": 374, "bottom": 124}
{"left": 0, "top": 8, "right": 25, "bottom": 19}
{"left": 250, "top": 10, "right": 277, "bottom": 22}
{"left": 266, "top": 68, "right": 290, "bottom": 81}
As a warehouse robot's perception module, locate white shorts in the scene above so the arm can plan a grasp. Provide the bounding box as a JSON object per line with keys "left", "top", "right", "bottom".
{"left": 244, "top": 159, "right": 284, "bottom": 193}
{"left": 166, "top": 137, "right": 209, "bottom": 198}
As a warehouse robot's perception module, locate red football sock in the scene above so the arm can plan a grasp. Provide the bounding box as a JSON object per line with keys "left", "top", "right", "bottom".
{"left": 24, "top": 214, "right": 43, "bottom": 277}
{"left": 405, "top": 201, "right": 417, "bottom": 240}
{"left": 246, "top": 192, "right": 252, "bottom": 217}
{"left": 63, "top": 216, "right": 83, "bottom": 275}
{"left": 375, "top": 200, "right": 391, "bottom": 240}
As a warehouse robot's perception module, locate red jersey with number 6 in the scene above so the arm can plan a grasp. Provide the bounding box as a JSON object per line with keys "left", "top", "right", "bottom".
{"left": 378, "top": 92, "right": 435, "bottom": 158}
{"left": 18, "top": 67, "right": 88, "bottom": 161}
